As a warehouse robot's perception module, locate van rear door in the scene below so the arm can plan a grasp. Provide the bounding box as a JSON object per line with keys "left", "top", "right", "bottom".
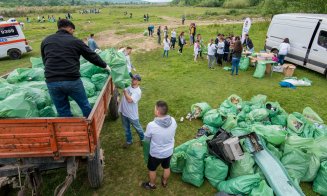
{"left": 266, "top": 15, "right": 319, "bottom": 66}
{"left": 307, "top": 23, "right": 327, "bottom": 74}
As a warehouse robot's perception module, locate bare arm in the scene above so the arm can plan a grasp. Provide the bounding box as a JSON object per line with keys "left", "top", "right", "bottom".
{"left": 123, "top": 89, "right": 134, "bottom": 103}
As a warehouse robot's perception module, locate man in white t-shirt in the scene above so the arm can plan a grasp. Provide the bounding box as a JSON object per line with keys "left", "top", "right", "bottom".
{"left": 142, "top": 101, "right": 177, "bottom": 190}
{"left": 119, "top": 74, "right": 144, "bottom": 148}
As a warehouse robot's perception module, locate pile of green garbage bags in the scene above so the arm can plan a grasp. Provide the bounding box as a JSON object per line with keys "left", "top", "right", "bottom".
{"left": 171, "top": 94, "right": 327, "bottom": 195}
{"left": 0, "top": 48, "right": 130, "bottom": 118}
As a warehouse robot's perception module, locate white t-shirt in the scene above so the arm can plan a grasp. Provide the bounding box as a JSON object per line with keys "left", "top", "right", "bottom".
{"left": 118, "top": 86, "right": 141, "bottom": 120}
{"left": 207, "top": 43, "right": 216, "bottom": 56}
{"left": 144, "top": 117, "right": 177, "bottom": 159}
{"left": 279, "top": 42, "right": 290, "bottom": 55}
{"left": 217, "top": 41, "right": 225, "bottom": 54}
{"left": 163, "top": 39, "right": 170, "bottom": 50}
{"left": 194, "top": 43, "right": 199, "bottom": 54}
{"left": 171, "top": 31, "right": 176, "bottom": 38}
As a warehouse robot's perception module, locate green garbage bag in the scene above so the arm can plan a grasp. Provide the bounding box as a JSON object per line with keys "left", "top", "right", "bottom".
{"left": 0, "top": 92, "right": 39, "bottom": 118}
{"left": 266, "top": 143, "right": 282, "bottom": 159}
{"left": 174, "top": 138, "right": 197, "bottom": 154}
{"left": 265, "top": 102, "right": 280, "bottom": 117}
{"left": 91, "top": 73, "right": 109, "bottom": 91}
{"left": 81, "top": 77, "right": 96, "bottom": 98}
{"left": 302, "top": 154, "right": 320, "bottom": 182}
{"left": 24, "top": 88, "right": 52, "bottom": 110}
{"left": 251, "top": 124, "right": 287, "bottom": 145}
{"left": 254, "top": 165, "right": 265, "bottom": 179}
{"left": 143, "top": 30, "right": 148, "bottom": 36}
{"left": 281, "top": 145, "right": 310, "bottom": 181}
{"left": 315, "top": 124, "right": 327, "bottom": 138}
{"left": 30, "top": 57, "right": 44, "bottom": 68}
{"left": 105, "top": 48, "right": 131, "bottom": 89}
{"left": 80, "top": 62, "right": 106, "bottom": 78}
{"left": 202, "top": 124, "right": 218, "bottom": 135}
{"left": 88, "top": 96, "right": 98, "bottom": 107}
{"left": 237, "top": 105, "right": 251, "bottom": 122}
{"left": 284, "top": 135, "right": 314, "bottom": 152}
{"left": 253, "top": 62, "right": 266, "bottom": 79}
{"left": 204, "top": 156, "right": 228, "bottom": 187}
{"left": 0, "top": 84, "right": 16, "bottom": 101}
{"left": 303, "top": 107, "right": 324, "bottom": 124}
{"left": 230, "top": 152, "right": 255, "bottom": 178}
{"left": 239, "top": 57, "right": 250, "bottom": 71}
{"left": 271, "top": 114, "right": 288, "bottom": 127}
{"left": 249, "top": 180, "right": 274, "bottom": 196}
{"left": 313, "top": 161, "right": 327, "bottom": 196}
{"left": 18, "top": 81, "right": 48, "bottom": 91}
{"left": 217, "top": 173, "right": 262, "bottom": 195}
{"left": 70, "top": 101, "right": 83, "bottom": 117}
{"left": 142, "top": 140, "right": 150, "bottom": 164}
{"left": 191, "top": 102, "right": 212, "bottom": 118}
{"left": 250, "top": 94, "right": 267, "bottom": 106}
{"left": 300, "top": 122, "right": 316, "bottom": 138}
{"left": 247, "top": 108, "right": 269, "bottom": 122}
{"left": 203, "top": 109, "right": 224, "bottom": 128}
{"left": 312, "top": 136, "right": 327, "bottom": 161}
{"left": 182, "top": 138, "right": 208, "bottom": 187}
{"left": 287, "top": 113, "right": 305, "bottom": 134}
{"left": 230, "top": 127, "right": 251, "bottom": 137}
{"left": 39, "top": 106, "right": 56, "bottom": 117}
{"left": 6, "top": 68, "right": 45, "bottom": 83}
{"left": 170, "top": 151, "right": 186, "bottom": 173}
{"left": 222, "top": 114, "right": 237, "bottom": 131}
{"left": 219, "top": 94, "right": 242, "bottom": 116}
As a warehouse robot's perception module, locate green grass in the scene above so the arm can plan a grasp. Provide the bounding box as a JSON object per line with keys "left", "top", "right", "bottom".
{"left": 0, "top": 5, "right": 325, "bottom": 196}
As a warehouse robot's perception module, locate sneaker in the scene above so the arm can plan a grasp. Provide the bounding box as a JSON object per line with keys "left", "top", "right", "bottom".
{"left": 142, "top": 182, "right": 157, "bottom": 190}
{"left": 122, "top": 143, "right": 132, "bottom": 149}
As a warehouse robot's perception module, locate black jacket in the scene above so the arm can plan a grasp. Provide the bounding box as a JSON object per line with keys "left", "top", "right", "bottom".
{"left": 243, "top": 38, "right": 254, "bottom": 50}
{"left": 41, "top": 29, "right": 107, "bottom": 83}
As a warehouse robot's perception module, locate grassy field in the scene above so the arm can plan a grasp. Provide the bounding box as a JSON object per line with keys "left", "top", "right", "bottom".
{"left": 0, "top": 5, "right": 326, "bottom": 196}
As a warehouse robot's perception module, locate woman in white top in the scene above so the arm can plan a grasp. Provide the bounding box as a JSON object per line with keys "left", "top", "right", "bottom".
{"left": 207, "top": 39, "right": 217, "bottom": 69}
{"left": 163, "top": 36, "right": 170, "bottom": 58}
{"left": 278, "top": 38, "right": 290, "bottom": 65}
{"left": 170, "top": 29, "right": 177, "bottom": 49}
{"left": 216, "top": 37, "right": 225, "bottom": 66}
{"left": 194, "top": 40, "right": 200, "bottom": 62}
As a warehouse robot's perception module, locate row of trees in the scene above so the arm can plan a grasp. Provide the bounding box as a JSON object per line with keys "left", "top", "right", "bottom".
{"left": 0, "top": 0, "right": 87, "bottom": 6}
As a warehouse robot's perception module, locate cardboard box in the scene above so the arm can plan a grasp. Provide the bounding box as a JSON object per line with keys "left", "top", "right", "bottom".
{"left": 283, "top": 64, "right": 296, "bottom": 77}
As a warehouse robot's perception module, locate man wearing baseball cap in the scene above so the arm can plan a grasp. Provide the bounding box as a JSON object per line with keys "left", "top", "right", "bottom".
{"left": 119, "top": 74, "right": 144, "bottom": 148}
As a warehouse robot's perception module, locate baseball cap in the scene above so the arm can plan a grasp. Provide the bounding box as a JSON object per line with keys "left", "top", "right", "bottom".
{"left": 132, "top": 74, "right": 142, "bottom": 81}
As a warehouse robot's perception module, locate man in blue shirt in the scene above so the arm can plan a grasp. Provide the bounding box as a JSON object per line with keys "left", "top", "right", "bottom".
{"left": 87, "top": 34, "right": 99, "bottom": 51}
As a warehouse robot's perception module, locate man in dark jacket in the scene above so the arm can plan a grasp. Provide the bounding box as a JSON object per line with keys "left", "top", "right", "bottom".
{"left": 242, "top": 34, "right": 254, "bottom": 52}
{"left": 41, "top": 19, "right": 110, "bottom": 117}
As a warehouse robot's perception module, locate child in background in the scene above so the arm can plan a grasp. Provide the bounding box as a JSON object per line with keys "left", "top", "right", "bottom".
{"left": 194, "top": 40, "right": 200, "bottom": 62}
{"left": 163, "top": 36, "right": 170, "bottom": 58}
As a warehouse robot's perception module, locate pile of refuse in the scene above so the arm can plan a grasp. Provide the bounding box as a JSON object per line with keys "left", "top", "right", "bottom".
{"left": 0, "top": 48, "right": 131, "bottom": 118}
{"left": 171, "top": 94, "right": 327, "bottom": 196}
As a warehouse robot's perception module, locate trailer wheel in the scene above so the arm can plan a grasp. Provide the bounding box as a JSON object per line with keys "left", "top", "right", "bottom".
{"left": 8, "top": 49, "right": 21, "bottom": 60}
{"left": 87, "top": 142, "right": 104, "bottom": 188}
{"left": 109, "top": 88, "right": 119, "bottom": 120}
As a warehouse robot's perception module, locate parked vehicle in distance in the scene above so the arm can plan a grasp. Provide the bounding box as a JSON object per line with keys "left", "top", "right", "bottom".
{"left": 0, "top": 19, "right": 32, "bottom": 60}
{"left": 265, "top": 14, "right": 327, "bottom": 77}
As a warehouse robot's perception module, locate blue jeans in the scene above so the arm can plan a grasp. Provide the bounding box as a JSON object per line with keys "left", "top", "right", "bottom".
{"left": 278, "top": 55, "right": 286, "bottom": 65}
{"left": 163, "top": 50, "right": 169, "bottom": 57}
{"left": 47, "top": 79, "right": 91, "bottom": 117}
{"left": 121, "top": 114, "right": 144, "bottom": 144}
{"left": 231, "top": 57, "right": 241, "bottom": 75}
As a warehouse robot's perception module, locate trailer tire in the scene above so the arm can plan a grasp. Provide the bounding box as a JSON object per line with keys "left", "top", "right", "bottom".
{"left": 8, "top": 49, "right": 21, "bottom": 60}
{"left": 87, "top": 142, "right": 104, "bottom": 188}
{"left": 109, "top": 88, "right": 119, "bottom": 120}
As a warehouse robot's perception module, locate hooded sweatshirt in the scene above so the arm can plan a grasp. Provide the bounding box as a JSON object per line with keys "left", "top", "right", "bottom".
{"left": 144, "top": 115, "right": 177, "bottom": 159}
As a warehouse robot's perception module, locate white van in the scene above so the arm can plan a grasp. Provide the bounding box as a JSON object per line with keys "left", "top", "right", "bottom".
{"left": 0, "top": 20, "right": 32, "bottom": 60}
{"left": 265, "top": 14, "right": 327, "bottom": 77}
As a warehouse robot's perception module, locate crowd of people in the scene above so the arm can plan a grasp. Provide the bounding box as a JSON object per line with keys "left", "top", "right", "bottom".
{"left": 25, "top": 13, "right": 72, "bottom": 23}
{"left": 80, "top": 8, "right": 101, "bottom": 14}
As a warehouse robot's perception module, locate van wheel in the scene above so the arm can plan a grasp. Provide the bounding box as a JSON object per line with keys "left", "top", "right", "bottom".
{"left": 109, "top": 88, "right": 119, "bottom": 120}
{"left": 8, "top": 49, "right": 21, "bottom": 60}
{"left": 87, "top": 141, "right": 104, "bottom": 188}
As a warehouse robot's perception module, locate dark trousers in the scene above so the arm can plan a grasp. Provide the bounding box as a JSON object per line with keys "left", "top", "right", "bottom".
{"left": 47, "top": 78, "right": 91, "bottom": 117}
{"left": 223, "top": 52, "right": 229, "bottom": 62}
{"left": 158, "top": 35, "right": 161, "bottom": 44}
{"left": 171, "top": 37, "right": 176, "bottom": 49}
{"left": 179, "top": 44, "right": 184, "bottom": 53}
{"left": 217, "top": 54, "right": 224, "bottom": 66}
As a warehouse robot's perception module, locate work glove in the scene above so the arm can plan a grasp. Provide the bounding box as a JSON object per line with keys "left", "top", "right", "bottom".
{"left": 105, "top": 65, "right": 111, "bottom": 72}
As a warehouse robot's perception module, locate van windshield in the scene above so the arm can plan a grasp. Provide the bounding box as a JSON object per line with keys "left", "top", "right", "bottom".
{"left": 0, "top": 26, "right": 19, "bottom": 38}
